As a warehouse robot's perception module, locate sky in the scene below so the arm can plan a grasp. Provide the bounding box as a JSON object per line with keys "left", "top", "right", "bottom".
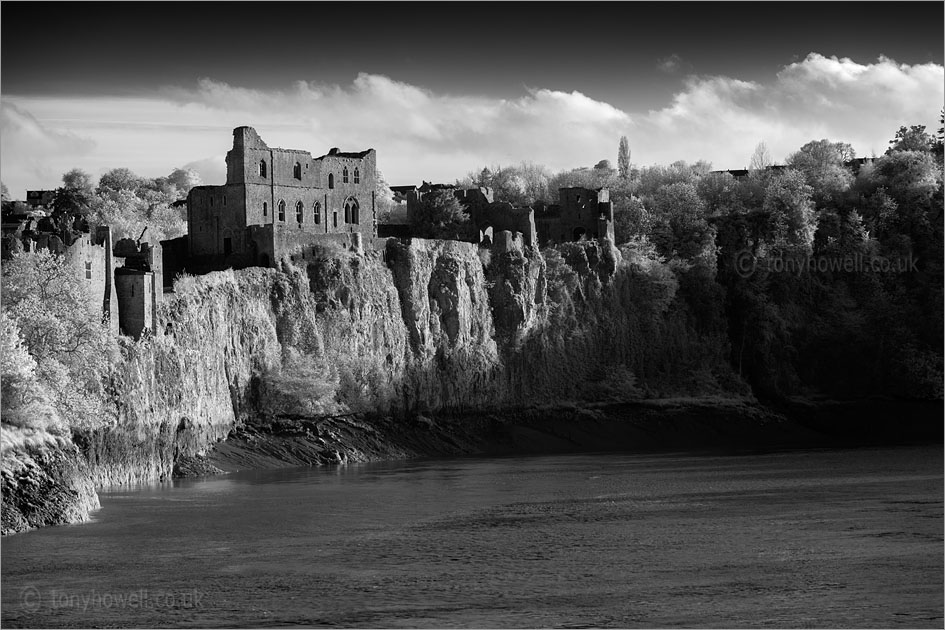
{"left": 2, "top": 2, "right": 943, "bottom": 198}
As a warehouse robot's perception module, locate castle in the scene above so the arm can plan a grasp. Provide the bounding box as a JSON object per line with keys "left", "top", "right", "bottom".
{"left": 1, "top": 126, "right": 617, "bottom": 340}
{"left": 163, "top": 126, "right": 378, "bottom": 279}
{"left": 167, "top": 127, "right": 614, "bottom": 273}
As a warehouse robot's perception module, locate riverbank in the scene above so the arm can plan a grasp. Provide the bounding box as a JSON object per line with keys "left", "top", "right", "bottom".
{"left": 189, "top": 397, "right": 943, "bottom": 474}
{"left": 3, "top": 396, "right": 940, "bottom": 536}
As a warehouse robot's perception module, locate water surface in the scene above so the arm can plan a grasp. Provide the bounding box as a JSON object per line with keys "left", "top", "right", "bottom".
{"left": 2, "top": 446, "right": 942, "bottom": 627}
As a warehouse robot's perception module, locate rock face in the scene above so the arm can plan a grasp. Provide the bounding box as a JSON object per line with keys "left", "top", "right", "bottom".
{"left": 1, "top": 441, "right": 100, "bottom": 535}
{"left": 3, "top": 236, "right": 741, "bottom": 534}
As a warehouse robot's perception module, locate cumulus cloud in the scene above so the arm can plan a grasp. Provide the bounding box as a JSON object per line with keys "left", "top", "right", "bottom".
{"left": 2, "top": 54, "right": 942, "bottom": 195}
{"left": 635, "top": 53, "right": 944, "bottom": 168}
{"left": 0, "top": 102, "right": 96, "bottom": 196}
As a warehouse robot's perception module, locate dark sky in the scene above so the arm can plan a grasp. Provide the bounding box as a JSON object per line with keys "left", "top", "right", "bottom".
{"left": 3, "top": 2, "right": 942, "bottom": 112}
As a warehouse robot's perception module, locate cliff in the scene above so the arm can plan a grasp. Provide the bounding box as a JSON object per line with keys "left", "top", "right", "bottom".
{"left": 0, "top": 236, "right": 775, "bottom": 534}
{"left": 1, "top": 437, "right": 100, "bottom": 536}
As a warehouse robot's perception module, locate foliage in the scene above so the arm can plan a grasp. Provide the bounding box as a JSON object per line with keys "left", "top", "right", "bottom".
{"left": 887, "top": 125, "right": 934, "bottom": 154}
{"left": 612, "top": 195, "right": 649, "bottom": 244}
{"left": 460, "top": 162, "right": 553, "bottom": 206}
{"left": 375, "top": 169, "right": 395, "bottom": 220}
{"left": 1, "top": 251, "right": 116, "bottom": 429}
{"left": 748, "top": 141, "right": 773, "bottom": 172}
{"left": 0, "top": 312, "right": 66, "bottom": 441}
{"left": 648, "top": 182, "right": 715, "bottom": 266}
{"left": 761, "top": 169, "right": 817, "bottom": 251}
{"left": 411, "top": 190, "right": 473, "bottom": 239}
{"left": 617, "top": 136, "right": 631, "bottom": 180}
{"left": 786, "top": 139, "right": 855, "bottom": 203}
{"left": 870, "top": 150, "right": 941, "bottom": 206}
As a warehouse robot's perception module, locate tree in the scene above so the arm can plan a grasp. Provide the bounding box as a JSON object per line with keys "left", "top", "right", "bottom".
{"left": 2, "top": 181, "right": 12, "bottom": 203}
{"left": 786, "top": 139, "right": 855, "bottom": 203}
{"left": 933, "top": 110, "right": 944, "bottom": 162}
{"left": 618, "top": 136, "right": 631, "bottom": 180}
{"left": 887, "top": 125, "right": 933, "bottom": 154}
{"left": 872, "top": 150, "right": 940, "bottom": 206}
{"left": 748, "top": 141, "right": 772, "bottom": 173}
{"left": 648, "top": 182, "right": 714, "bottom": 266}
{"left": 410, "top": 190, "right": 472, "bottom": 240}
{"left": 594, "top": 159, "right": 613, "bottom": 173}
{"left": 375, "top": 169, "right": 395, "bottom": 221}
{"left": 612, "top": 195, "right": 649, "bottom": 244}
{"left": 62, "top": 168, "right": 94, "bottom": 197}
{"left": 0, "top": 311, "right": 63, "bottom": 434}
{"left": 97, "top": 167, "right": 142, "bottom": 194}
{"left": 1, "top": 250, "right": 115, "bottom": 425}
{"left": 89, "top": 188, "right": 177, "bottom": 241}
{"left": 52, "top": 168, "right": 95, "bottom": 217}
{"left": 762, "top": 170, "right": 817, "bottom": 251}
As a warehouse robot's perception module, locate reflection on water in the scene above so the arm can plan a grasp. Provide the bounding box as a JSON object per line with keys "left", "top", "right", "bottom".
{"left": 2, "top": 446, "right": 942, "bottom": 628}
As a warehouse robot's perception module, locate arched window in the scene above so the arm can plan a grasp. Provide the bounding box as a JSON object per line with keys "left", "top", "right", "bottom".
{"left": 263, "top": 201, "right": 268, "bottom": 217}
{"left": 354, "top": 168, "right": 360, "bottom": 184}
{"left": 328, "top": 173, "right": 334, "bottom": 189}
{"left": 313, "top": 201, "right": 321, "bottom": 224}
{"left": 259, "top": 160, "right": 267, "bottom": 178}
{"left": 344, "top": 197, "right": 359, "bottom": 224}
{"left": 278, "top": 200, "right": 286, "bottom": 222}
{"left": 293, "top": 162, "right": 302, "bottom": 179}
{"left": 343, "top": 167, "right": 349, "bottom": 184}
{"left": 296, "top": 201, "right": 304, "bottom": 225}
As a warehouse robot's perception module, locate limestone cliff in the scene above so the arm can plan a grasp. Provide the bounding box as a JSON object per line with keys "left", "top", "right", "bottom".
{"left": 3, "top": 236, "right": 742, "bottom": 533}
{"left": 78, "top": 237, "right": 737, "bottom": 483}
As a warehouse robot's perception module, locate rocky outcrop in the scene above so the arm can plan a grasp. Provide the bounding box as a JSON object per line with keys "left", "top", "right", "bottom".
{"left": 1, "top": 441, "right": 100, "bottom": 535}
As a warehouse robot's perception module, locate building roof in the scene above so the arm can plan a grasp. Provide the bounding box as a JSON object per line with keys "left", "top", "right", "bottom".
{"left": 315, "top": 148, "right": 374, "bottom": 160}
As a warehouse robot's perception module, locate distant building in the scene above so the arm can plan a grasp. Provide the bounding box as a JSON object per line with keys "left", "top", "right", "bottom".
{"left": 26, "top": 190, "right": 56, "bottom": 208}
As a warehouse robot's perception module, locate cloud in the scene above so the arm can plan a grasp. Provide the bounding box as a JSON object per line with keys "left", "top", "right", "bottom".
{"left": 181, "top": 155, "right": 227, "bottom": 187}
{"left": 2, "top": 54, "right": 942, "bottom": 196}
{"left": 0, "top": 102, "right": 96, "bottom": 195}
{"left": 657, "top": 54, "right": 685, "bottom": 74}
{"left": 635, "top": 53, "right": 944, "bottom": 168}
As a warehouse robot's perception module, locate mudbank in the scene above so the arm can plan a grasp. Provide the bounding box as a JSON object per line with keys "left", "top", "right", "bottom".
{"left": 2, "top": 238, "right": 940, "bottom": 535}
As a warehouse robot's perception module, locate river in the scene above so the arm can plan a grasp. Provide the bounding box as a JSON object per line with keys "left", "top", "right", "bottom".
{"left": 2, "top": 445, "right": 942, "bottom": 628}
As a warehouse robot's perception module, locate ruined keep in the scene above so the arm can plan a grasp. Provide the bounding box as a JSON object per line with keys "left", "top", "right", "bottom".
{"left": 534, "top": 187, "right": 614, "bottom": 246}
{"left": 184, "top": 127, "right": 377, "bottom": 272}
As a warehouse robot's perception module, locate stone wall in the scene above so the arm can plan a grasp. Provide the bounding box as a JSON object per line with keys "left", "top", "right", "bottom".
{"left": 472, "top": 202, "right": 536, "bottom": 247}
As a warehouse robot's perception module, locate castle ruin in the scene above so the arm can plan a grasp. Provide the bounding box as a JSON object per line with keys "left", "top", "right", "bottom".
{"left": 166, "top": 126, "right": 378, "bottom": 276}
